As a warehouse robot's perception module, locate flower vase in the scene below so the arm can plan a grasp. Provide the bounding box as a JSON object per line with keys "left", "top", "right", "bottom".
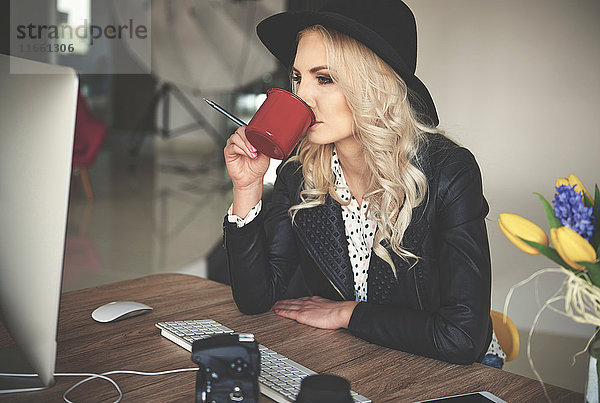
{"left": 586, "top": 332, "right": 600, "bottom": 403}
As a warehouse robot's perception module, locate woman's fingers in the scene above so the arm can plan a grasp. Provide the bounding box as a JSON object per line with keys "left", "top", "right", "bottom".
{"left": 224, "top": 126, "right": 270, "bottom": 190}
{"left": 228, "top": 142, "right": 254, "bottom": 160}
{"left": 273, "top": 297, "right": 358, "bottom": 330}
{"left": 226, "top": 129, "right": 256, "bottom": 159}
{"left": 236, "top": 126, "right": 257, "bottom": 153}
{"left": 273, "top": 297, "right": 313, "bottom": 310}
{"left": 274, "top": 301, "right": 313, "bottom": 322}
{"left": 234, "top": 126, "right": 258, "bottom": 158}
{"left": 273, "top": 297, "right": 328, "bottom": 314}
{"left": 274, "top": 307, "right": 300, "bottom": 321}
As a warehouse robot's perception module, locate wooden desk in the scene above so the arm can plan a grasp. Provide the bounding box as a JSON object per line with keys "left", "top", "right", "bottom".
{"left": 2, "top": 274, "right": 581, "bottom": 402}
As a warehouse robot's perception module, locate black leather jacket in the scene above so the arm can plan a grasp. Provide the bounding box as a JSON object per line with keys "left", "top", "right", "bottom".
{"left": 223, "top": 134, "right": 492, "bottom": 365}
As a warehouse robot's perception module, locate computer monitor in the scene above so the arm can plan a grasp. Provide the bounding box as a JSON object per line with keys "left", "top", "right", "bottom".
{"left": 0, "top": 54, "right": 78, "bottom": 393}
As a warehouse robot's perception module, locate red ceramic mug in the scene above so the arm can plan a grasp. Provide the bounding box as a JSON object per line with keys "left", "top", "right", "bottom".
{"left": 245, "top": 88, "right": 316, "bottom": 160}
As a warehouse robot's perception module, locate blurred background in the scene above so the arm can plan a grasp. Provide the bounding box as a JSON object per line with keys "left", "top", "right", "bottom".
{"left": 2, "top": 0, "right": 599, "bottom": 394}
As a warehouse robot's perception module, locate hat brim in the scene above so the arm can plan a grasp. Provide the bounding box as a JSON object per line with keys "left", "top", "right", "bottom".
{"left": 257, "top": 11, "right": 439, "bottom": 127}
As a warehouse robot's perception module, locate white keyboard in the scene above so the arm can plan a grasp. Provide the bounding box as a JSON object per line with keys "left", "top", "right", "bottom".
{"left": 156, "top": 319, "right": 371, "bottom": 403}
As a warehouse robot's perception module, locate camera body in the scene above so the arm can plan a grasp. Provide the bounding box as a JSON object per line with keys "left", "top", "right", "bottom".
{"left": 191, "top": 333, "right": 260, "bottom": 403}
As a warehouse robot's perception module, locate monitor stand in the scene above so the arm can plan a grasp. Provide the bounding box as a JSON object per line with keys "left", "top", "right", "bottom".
{"left": 0, "top": 347, "right": 50, "bottom": 393}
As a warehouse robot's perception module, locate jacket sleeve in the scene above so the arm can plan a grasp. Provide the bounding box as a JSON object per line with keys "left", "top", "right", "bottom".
{"left": 347, "top": 147, "right": 492, "bottom": 364}
{"left": 223, "top": 162, "right": 301, "bottom": 314}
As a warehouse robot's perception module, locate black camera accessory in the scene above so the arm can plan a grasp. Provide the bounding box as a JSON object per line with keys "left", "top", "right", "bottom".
{"left": 295, "top": 374, "right": 354, "bottom": 403}
{"left": 191, "top": 333, "right": 260, "bottom": 403}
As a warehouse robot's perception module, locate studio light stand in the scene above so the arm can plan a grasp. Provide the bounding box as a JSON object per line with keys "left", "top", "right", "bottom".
{"left": 128, "top": 81, "right": 227, "bottom": 170}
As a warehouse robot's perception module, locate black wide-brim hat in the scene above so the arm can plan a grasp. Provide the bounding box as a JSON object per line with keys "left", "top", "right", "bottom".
{"left": 256, "top": 0, "right": 439, "bottom": 127}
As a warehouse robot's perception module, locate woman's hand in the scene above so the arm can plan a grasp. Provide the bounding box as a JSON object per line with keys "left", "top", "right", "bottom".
{"left": 273, "top": 296, "right": 359, "bottom": 330}
{"left": 224, "top": 126, "right": 270, "bottom": 217}
{"left": 224, "top": 126, "right": 270, "bottom": 189}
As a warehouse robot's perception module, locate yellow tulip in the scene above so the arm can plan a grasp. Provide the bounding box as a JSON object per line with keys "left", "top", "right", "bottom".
{"left": 498, "top": 213, "right": 549, "bottom": 255}
{"left": 555, "top": 173, "right": 593, "bottom": 203}
{"left": 550, "top": 226, "right": 597, "bottom": 271}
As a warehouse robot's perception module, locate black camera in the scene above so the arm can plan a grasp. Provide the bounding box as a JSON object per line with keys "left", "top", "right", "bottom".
{"left": 191, "top": 333, "right": 260, "bottom": 403}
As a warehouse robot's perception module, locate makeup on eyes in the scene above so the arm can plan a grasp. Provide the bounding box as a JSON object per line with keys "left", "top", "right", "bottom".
{"left": 316, "top": 75, "right": 333, "bottom": 84}
{"left": 291, "top": 67, "right": 333, "bottom": 85}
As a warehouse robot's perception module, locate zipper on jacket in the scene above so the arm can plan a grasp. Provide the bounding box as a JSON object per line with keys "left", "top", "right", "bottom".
{"left": 413, "top": 267, "right": 424, "bottom": 311}
{"left": 294, "top": 229, "right": 347, "bottom": 301}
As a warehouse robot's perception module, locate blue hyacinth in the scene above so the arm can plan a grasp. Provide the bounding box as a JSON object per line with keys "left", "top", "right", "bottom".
{"left": 553, "top": 185, "right": 595, "bottom": 241}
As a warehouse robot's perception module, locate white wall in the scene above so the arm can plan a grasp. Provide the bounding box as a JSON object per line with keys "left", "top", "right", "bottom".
{"left": 405, "top": 0, "right": 599, "bottom": 333}
{"left": 404, "top": 0, "right": 600, "bottom": 391}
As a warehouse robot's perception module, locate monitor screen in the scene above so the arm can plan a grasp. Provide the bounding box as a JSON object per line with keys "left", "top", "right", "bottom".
{"left": 0, "top": 54, "right": 78, "bottom": 393}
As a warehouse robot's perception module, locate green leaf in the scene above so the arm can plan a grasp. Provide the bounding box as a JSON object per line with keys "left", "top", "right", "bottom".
{"left": 534, "top": 192, "right": 561, "bottom": 229}
{"left": 584, "top": 193, "right": 594, "bottom": 208}
{"left": 591, "top": 234, "right": 600, "bottom": 253}
{"left": 577, "top": 261, "right": 600, "bottom": 287}
{"left": 520, "top": 238, "right": 579, "bottom": 274}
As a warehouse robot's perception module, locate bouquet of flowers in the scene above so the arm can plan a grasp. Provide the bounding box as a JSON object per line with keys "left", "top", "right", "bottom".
{"left": 498, "top": 174, "right": 600, "bottom": 400}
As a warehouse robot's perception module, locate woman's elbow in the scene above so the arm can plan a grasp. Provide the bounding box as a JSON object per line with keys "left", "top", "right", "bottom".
{"left": 438, "top": 332, "right": 483, "bottom": 365}
{"left": 444, "top": 345, "right": 480, "bottom": 365}
{"left": 233, "top": 296, "right": 273, "bottom": 315}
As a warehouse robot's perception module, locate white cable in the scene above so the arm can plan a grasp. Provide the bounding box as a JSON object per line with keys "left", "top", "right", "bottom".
{"left": 0, "top": 368, "right": 199, "bottom": 402}
{"left": 56, "top": 373, "right": 124, "bottom": 403}
{"left": 0, "top": 372, "right": 122, "bottom": 401}
{"left": 0, "top": 373, "right": 38, "bottom": 377}
{"left": 1, "top": 367, "right": 200, "bottom": 401}
{"left": 0, "top": 372, "right": 45, "bottom": 394}
{"left": 57, "top": 368, "right": 199, "bottom": 403}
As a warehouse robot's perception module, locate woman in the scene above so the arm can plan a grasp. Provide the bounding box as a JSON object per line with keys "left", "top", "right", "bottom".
{"left": 223, "top": 0, "right": 503, "bottom": 366}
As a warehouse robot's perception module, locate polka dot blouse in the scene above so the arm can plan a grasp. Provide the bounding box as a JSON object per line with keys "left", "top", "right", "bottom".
{"left": 331, "top": 150, "right": 376, "bottom": 302}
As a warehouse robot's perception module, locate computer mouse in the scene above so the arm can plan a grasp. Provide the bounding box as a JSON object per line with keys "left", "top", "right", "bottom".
{"left": 91, "top": 301, "right": 153, "bottom": 323}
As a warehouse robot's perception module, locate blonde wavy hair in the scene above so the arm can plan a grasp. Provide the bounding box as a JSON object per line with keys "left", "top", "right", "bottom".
{"left": 287, "top": 25, "right": 443, "bottom": 274}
